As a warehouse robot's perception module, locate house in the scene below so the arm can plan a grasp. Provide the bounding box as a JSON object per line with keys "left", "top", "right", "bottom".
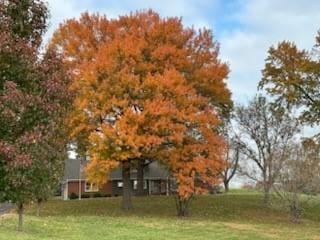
{"left": 62, "top": 158, "right": 173, "bottom": 200}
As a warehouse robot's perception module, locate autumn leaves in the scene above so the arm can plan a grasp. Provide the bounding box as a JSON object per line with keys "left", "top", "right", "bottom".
{"left": 0, "top": 0, "right": 71, "bottom": 230}
{"left": 50, "top": 11, "right": 231, "bottom": 213}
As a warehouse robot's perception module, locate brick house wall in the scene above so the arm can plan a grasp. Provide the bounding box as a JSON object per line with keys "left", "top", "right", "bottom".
{"left": 66, "top": 180, "right": 112, "bottom": 198}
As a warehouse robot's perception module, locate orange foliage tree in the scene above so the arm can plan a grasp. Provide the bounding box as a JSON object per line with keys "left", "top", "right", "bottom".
{"left": 49, "top": 10, "right": 231, "bottom": 213}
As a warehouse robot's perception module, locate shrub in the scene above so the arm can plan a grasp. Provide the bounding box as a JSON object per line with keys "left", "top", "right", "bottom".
{"left": 69, "top": 193, "right": 78, "bottom": 200}
{"left": 93, "top": 192, "right": 102, "bottom": 198}
{"left": 81, "top": 194, "right": 90, "bottom": 198}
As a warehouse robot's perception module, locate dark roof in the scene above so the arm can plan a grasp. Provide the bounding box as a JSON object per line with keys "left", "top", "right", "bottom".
{"left": 108, "top": 161, "right": 170, "bottom": 180}
{"left": 64, "top": 159, "right": 170, "bottom": 181}
{"left": 63, "top": 158, "right": 83, "bottom": 180}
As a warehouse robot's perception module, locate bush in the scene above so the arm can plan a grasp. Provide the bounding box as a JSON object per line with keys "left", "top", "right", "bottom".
{"left": 81, "top": 194, "right": 90, "bottom": 198}
{"left": 93, "top": 192, "right": 102, "bottom": 198}
{"left": 103, "top": 194, "right": 111, "bottom": 198}
{"left": 69, "top": 192, "right": 78, "bottom": 200}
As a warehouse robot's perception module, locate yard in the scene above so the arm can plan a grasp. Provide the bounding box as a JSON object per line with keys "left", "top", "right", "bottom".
{"left": 0, "top": 190, "right": 320, "bottom": 240}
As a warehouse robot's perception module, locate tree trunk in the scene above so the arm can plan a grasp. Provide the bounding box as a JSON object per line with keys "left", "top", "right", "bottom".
{"left": 175, "top": 197, "right": 190, "bottom": 217}
{"left": 290, "top": 193, "right": 302, "bottom": 223}
{"left": 224, "top": 180, "right": 229, "bottom": 193}
{"left": 136, "top": 159, "right": 145, "bottom": 196}
{"left": 263, "top": 184, "right": 271, "bottom": 206}
{"left": 17, "top": 203, "right": 24, "bottom": 231}
{"left": 122, "top": 161, "right": 133, "bottom": 211}
{"left": 36, "top": 198, "right": 42, "bottom": 217}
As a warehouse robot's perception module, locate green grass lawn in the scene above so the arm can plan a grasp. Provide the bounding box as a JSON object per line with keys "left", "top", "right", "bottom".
{"left": 1, "top": 190, "right": 320, "bottom": 240}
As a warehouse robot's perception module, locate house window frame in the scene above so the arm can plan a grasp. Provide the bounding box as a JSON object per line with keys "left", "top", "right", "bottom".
{"left": 85, "top": 181, "right": 99, "bottom": 192}
{"left": 133, "top": 180, "right": 148, "bottom": 190}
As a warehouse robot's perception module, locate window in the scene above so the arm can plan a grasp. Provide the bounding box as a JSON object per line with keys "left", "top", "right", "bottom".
{"left": 117, "top": 181, "right": 123, "bottom": 188}
{"left": 85, "top": 181, "right": 99, "bottom": 192}
{"left": 150, "top": 180, "right": 161, "bottom": 194}
{"left": 133, "top": 180, "right": 147, "bottom": 190}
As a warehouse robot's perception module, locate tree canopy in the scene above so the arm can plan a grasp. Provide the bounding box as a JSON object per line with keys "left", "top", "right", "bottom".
{"left": 50, "top": 10, "right": 231, "bottom": 213}
{"left": 0, "top": 0, "right": 70, "bottom": 230}
{"left": 259, "top": 33, "right": 320, "bottom": 126}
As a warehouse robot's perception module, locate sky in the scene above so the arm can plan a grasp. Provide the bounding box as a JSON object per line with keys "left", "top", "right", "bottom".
{"left": 45, "top": 0, "right": 320, "bottom": 104}
{"left": 44, "top": 0, "right": 320, "bottom": 186}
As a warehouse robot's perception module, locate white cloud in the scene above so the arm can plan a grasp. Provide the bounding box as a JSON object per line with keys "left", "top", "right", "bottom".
{"left": 219, "top": 0, "right": 320, "bottom": 102}
{"left": 44, "top": 0, "right": 320, "bottom": 106}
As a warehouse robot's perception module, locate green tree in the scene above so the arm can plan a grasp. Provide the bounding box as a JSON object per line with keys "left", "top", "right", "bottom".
{"left": 0, "top": 0, "right": 70, "bottom": 230}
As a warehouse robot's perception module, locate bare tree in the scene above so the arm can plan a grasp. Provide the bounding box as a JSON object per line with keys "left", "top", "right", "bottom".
{"left": 221, "top": 136, "right": 240, "bottom": 193}
{"left": 234, "top": 95, "right": 300, "bottom": 205}
{"left": 273, "top": 139, "right": 320, "bottom": 223}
